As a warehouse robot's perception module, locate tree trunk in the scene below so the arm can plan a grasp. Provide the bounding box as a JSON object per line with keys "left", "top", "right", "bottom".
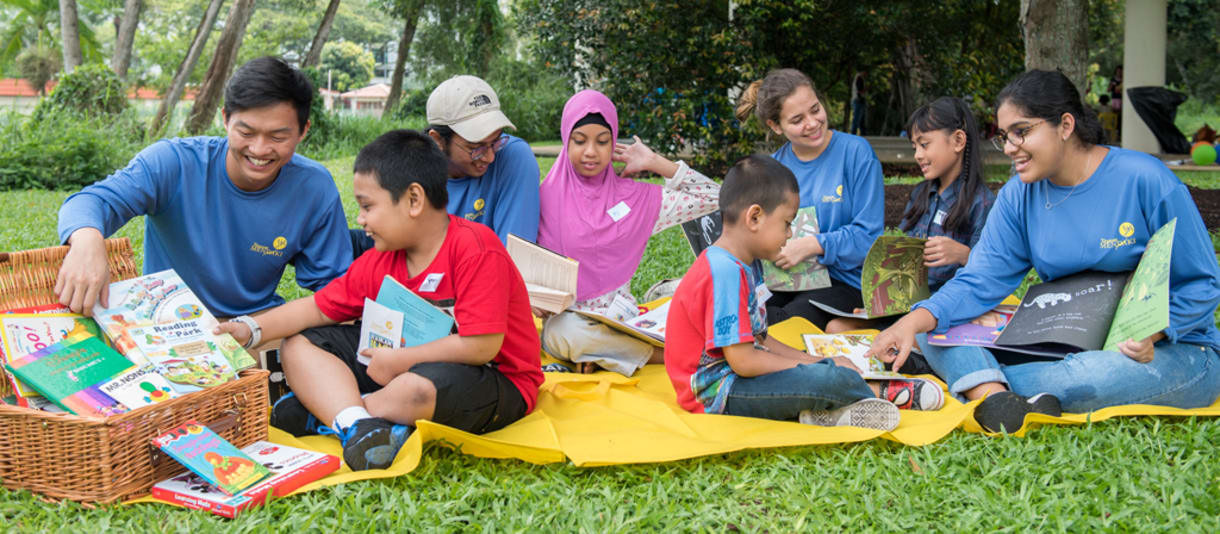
{"left": 149, "top": 0, "right": 226, "bottom": 136}
{"left": 1020, "top": 0, "right": 1090, "bottom": 94}
{"left": 302, "top": 0, "right": 341, "bottom": 68}
{"left": 185, "top": 0, "right": 256, "bottom": 135}
{"left": 58, "top": 0, "right": 83, "bottom": 72}
{"left": 384, "top": 0, "right": 424, "bottom": 112}
{"left": 112, "top": 0, "right": 143, "bottom": 79}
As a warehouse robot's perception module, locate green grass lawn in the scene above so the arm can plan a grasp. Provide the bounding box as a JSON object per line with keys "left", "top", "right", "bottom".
{"left": 3, "top": 159, "right": 1220, "bottom": 531}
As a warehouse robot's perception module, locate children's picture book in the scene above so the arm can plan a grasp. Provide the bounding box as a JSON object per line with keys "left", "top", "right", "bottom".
{"left": 760, "top": 206, "right": 832, "bottom": 292}
{"left": 151, "top": 441, "right": 340, "bottom": 518}
{"left": 98, "top": 364, "right": 180, "bottom": 409}
{"left": 127, "top": 318, "right": 240, "bottom": 393}
{"left": 92, "top": 270, "right": 219, "bottom": 366}
{"left": 801, "top": 334, "right": 902, "bottom": 380}
{"left": 0, "top": 313, "right": 105, "bottom": 405}
{"left": 680, "top": 210, "right": 723, "bottom": 257}
{"left": 575, "top": 299, "right": 670, "bottom": 347}
{"left": 928, "top": 218, "right": 1175, "bottom": 357}
{"left": 152, "top": 420, "right": 272, "bottom": 496}
{"left": 808, "top": 236, "right": 930, "bottom": 319}
{"left": 356, "top": 298, "right": 404, "bottom": 365}
{"left": 506, "top": 233, "right": 579, "bottom": 314}
{"left": 373, "top": 274, "right": 455, "bottom": 347}
{"left": 925, "top": 305, "right": 1018, "bottom": 352}
{"left": 4, "top": 334, "right": 130, "bottom": 416}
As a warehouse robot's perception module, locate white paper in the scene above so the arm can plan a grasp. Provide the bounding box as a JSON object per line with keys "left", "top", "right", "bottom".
{"left": 357, "top": 298, "right": 404, "bottom": 365}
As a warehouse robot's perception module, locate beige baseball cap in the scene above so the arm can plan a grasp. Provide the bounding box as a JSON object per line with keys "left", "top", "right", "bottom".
{"left": 426, "top": 75, "right": 516, "bottom": 142}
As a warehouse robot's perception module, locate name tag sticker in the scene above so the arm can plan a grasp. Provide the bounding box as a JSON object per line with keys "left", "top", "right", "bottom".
{"left": 933, "top": 210, "right": 947, "bottom": 226}
{"left": 419, "top": 273, "right": 444, "bottom": 293}
{"left": 756, "top": 284, "right": 773, "bottom": 305}
{"left": 607, "top": 201, "right": 631, "bottom": 222}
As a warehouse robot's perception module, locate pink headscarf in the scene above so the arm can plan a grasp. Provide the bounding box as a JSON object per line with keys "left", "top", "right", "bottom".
{"left": 538, "top": 90, "right": 662, "bottom": 302}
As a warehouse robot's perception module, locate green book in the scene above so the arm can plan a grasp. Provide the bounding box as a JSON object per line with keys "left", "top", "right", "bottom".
{"left": 761, "top": 206, "right": 833, "bottom": 292}
{"left": 4, "top": 335, "right": 132, "bottom": 416}
{"left": 808, "top": 236, "right": 931, "bottom": 319}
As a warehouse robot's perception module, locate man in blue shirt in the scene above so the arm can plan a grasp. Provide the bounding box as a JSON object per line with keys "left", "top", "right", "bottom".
{"left": 425, "top": 75, "right": 540, "bottom": 244}
{"left": 55, "top": 56, "right": 353, "bottom": 318}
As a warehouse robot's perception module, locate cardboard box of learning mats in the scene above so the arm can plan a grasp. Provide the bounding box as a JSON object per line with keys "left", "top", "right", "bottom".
{"left": 0, "top": 238, "right": 269, "bottom": 503}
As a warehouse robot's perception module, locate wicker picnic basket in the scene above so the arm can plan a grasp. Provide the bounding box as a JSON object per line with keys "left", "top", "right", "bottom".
{"left": 0, "top": 238, "right": 269, "bottom": 503}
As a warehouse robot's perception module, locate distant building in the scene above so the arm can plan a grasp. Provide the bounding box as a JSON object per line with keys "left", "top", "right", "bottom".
{"left": 327, "top": 83, "right": 391, "bottom": 118}
{"left": 0, "top": 78, "right": 195, "bottom": 113}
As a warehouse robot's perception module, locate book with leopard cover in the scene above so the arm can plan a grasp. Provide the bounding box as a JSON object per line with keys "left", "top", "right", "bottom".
{"left": 927, "top": 219, "right": 1176, "bottom": 357}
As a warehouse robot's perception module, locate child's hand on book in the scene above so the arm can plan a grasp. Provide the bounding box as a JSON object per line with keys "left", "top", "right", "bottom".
{"left": 773, "top": 236, "right": 823, "bottom": 270}
{"left": 924, "top": 237, "right": 970, "bottom": 267}
{"left": 1117, "top": 333, "right": 1163, "bottom": 363}
{"left": 214, "top": 322, "right": 251, "bottom": 347}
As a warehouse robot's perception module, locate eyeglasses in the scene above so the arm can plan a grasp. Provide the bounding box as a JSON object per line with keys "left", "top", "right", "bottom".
{"left": 991, "top": 119, "right": 1045, "bottom": 151}
{"left": 460, "top": 136, "right": 507, "bottom": 161}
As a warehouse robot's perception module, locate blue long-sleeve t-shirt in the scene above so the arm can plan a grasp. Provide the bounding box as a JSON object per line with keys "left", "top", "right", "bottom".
{"left": 446, "top": 134, "right": 541, "bottom": 244}
{"left": 56, "top": 136, "right": 353, "bottom": 317}
{"left": 915, "top": 147, "right": 1220, "bottom": 352}
{"left": 772, "top": 131, "right": 884, "bottom": 289}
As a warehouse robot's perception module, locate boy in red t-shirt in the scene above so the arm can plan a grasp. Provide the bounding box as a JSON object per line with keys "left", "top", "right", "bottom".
{"left": 664, "top": 155, "right": 942, "bottom": 430}
{"left": 218, "top": 130, "right": 542, "bottom": 470}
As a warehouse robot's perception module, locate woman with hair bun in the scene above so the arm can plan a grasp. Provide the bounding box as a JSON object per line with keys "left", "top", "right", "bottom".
{"left": 868, "top": 70, "right": 1220, "bottom": 433}
{"left": 736, "top": 68, "right": 884, "bottom": 331}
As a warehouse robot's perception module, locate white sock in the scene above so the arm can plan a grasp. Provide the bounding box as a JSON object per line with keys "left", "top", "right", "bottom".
{"left": 332, "top": 406, "right": 373, "bottom": 432}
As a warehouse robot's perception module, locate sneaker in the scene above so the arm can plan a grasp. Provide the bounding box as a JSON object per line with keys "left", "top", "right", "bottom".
{"left": 974, "top": 391, "right": 1062, "bottom": 433}
{"left": 269, "top": 392, "right": 323, "bottom": 437}
{"left": 877, "top": 378, "right": 945, "bottom": 411}
{"left": 541, "top": 362, "right": 575, "bottom": 373}
{"left": 643, "top": 278, "right": 681, "bottom": 303}
{"left": 338, "top": 417, "right": 413, "bottom": 471}
{"left": 798, "top": 398, "right": 901, "bottom": 431}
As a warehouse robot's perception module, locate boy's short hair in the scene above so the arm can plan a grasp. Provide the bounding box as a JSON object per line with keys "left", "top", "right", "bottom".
{"left": 353, "top": 129, "right": 449, "bottom": 208}
{"left": 223, "top": 56, "right": 313, "bottom": 132}
{"left": 720, "top": 154, "right": 799, "bottom": 224}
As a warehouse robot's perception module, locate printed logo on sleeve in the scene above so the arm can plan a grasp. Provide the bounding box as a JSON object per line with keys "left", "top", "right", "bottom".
{"left": 1100, "top": 221, "right": 1137, "bottom": 249}
{"left": 714, "top": 315, "right": 737, "bottom": 337}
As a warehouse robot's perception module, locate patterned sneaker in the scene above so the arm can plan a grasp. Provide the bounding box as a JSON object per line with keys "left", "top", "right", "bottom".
{"left": 269, "top": 392, "right": 323, "bottom": 437}
{"left": 877, "top": 378, "right": 945, "bottom": 411}
{"left": 643, "top": 278, "right": 681, "bottom": 302}
{"left": 798, "top": 398, "right": 901, "bottom": 431}
{"left": 974, "top": 391, "right": 1063, "bottom": 433}
{"left": 338, "top": 417, "right": 413, "bottom": 471}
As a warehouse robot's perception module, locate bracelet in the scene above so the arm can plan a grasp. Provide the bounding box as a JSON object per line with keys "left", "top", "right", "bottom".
{"left": 228, "top": 315, "right": 262, "bottom": 349}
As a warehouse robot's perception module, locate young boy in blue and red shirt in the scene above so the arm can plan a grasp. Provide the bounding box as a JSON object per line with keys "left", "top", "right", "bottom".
{"left": 218, "top": 129, "right": 542, "bottom": 470}
{"left": 665, "top": 155, "right": 943, "bottom": 429}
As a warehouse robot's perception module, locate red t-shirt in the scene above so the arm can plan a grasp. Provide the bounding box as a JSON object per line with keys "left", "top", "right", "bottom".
{"left": 313, "top": 215, "right": 543, "bottom": 411}
{"left": 665, "top": 246, "right": 767, "bottom": 414}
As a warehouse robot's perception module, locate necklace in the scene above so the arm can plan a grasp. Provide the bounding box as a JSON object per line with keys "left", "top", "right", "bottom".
{"left": 1045, "top": 148, "right": 1097, "bottom": 210}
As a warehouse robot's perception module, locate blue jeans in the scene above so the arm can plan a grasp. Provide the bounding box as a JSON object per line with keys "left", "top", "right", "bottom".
{"left": 916, "top": 334, "right": 1220, "bottom": 412}
{"left": 850, "top": 98, "right": 866, "bottom": 136}
{"left": 723, "top": 360, "right": 876, "bottom": 420}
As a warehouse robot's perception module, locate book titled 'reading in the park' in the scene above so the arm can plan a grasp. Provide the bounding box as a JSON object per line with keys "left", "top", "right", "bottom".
{"left": 505, "top": 233, "right": 578, "bottom": 314}
{"left": 356, "top": 275, "right": 455, "bottom": 365}
{"left": 928, "top": 218, "right": 1177, "bottom": 357}
{"left": 152, "top": 420, "right": 273, "bottom": 496}
{"left": 3, "top": 334, "right": 130, "bottom": 417}
{"left": 151, "top": 440, "right": 340, "bottom": 518}
{"left": 125, "top": 317, "right": 249, "bottom": 394}
{"left": 808, "top": 235, "right": 931, "bottom": 320}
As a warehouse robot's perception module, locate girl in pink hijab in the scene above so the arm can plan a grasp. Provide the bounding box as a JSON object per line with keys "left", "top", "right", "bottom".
{"left": 539, "top": 89, "right": 720, "bottom": 375}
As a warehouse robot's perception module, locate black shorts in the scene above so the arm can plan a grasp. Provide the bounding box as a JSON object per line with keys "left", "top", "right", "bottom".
{"left": 299, "top": 324, "right": 528, "bottom": 434}
{"left": 766, "top": 277, "right": 864, "bottom": 330}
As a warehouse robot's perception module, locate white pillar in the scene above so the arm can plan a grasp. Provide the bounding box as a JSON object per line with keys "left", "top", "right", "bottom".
{"left": 1121, "top": 0, "right": 1167, "bottom": 154}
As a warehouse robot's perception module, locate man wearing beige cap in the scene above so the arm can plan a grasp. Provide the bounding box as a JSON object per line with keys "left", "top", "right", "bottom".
{"left": 425, "top": 75, "right": 540, "bottom": 244}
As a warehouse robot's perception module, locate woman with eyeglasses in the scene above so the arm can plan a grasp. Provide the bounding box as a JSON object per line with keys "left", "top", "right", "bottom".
{"left": 867, "top": 70, "right": 1220, "bottom": 433}
{"left": 537, "top": 90, "right": 720, "bottom": 375}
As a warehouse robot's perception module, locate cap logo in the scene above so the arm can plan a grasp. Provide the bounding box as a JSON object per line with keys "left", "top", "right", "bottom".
{"left": 468, "top": 94, "right": 492, "bottom": 108}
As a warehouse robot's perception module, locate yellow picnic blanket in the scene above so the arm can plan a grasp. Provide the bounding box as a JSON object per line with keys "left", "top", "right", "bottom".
{"left": 129, "top": 316, "right": 1220, "bottom": 509}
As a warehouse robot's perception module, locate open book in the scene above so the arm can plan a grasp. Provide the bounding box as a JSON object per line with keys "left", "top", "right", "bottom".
{"left": 505, "top": 234, "right": 578, "bottom": 314}
{"left": 809, "top": 236, "right": 930, "bottom": 319}
{"left": 574, "top": 299, "right": 670, "bottom": 347}
{"left": 928, "top": 219, "right": 1176, "bottom": 357}
{"left": 801, "top": 334, "right": 901, "bottom": 380}
{"left": 681, "top": 207, "right": 831, "bottom": 292}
